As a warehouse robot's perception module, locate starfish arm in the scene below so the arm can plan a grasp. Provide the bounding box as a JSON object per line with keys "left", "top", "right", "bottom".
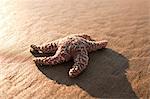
{"left": 73, "top": 34, "right": 94, "bottom": 41}
{"left": 86, "top": 40, "right": 108, "bottom": 52}
{"left": 30, "top": 41, "right": 58, "bottom": 54}
{"left": 33, "top": 46, "right": 71, "bottom": 65}
{"left": 69, "top": 47, "right": 89, "bottom": 77}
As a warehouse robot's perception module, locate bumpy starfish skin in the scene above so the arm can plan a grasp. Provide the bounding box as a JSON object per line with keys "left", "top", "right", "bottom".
{"left": 30, "top": 34, "right": 108, "bottom": 77}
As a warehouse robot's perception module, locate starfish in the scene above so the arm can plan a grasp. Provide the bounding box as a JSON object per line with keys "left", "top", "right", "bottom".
{"left": 30, "top": 34, "right": 108, "bottom": 77}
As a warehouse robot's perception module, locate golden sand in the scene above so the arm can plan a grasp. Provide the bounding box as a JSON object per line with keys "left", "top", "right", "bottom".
{"left": 0, "top": 0, "right": 149, "bottom": 98}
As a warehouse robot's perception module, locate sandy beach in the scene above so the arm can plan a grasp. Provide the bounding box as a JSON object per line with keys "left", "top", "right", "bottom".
{"left": 0, "top": 0, "right": 149, "bottom": 98}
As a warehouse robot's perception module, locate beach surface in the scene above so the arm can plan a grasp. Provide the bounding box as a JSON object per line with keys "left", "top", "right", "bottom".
{"left": 0, "top": 0, "right": 149, "bottom": 98}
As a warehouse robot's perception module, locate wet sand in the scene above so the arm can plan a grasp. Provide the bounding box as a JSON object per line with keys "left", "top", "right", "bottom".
{"left": 0, "top": 0, "right": 149, "bottom": 98}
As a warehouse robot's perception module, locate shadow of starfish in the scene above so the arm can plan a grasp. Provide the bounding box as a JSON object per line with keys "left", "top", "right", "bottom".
{"left": 34, "top": 48, "right": 138, "bottom": 98}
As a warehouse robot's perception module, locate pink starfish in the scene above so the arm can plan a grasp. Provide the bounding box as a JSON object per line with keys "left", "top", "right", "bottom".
{"left": 30, "top": 34, "right": 108, "bottom": 77}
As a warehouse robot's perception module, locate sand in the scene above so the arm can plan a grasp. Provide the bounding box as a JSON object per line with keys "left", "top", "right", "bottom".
{"left": 0, "top": 0, "right": 149, "bottom": 98}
